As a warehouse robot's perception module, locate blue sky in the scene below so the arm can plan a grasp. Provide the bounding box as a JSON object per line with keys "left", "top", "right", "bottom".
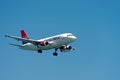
{"left": 0, "top": 0, "right": 120, "bottom": 80}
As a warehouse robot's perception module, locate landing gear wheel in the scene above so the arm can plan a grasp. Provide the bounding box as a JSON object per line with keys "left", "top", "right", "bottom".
{"left": 37, "top": 50, "right": 42, "bottom": 53}
{"left": 53, "top": 52, "right": 58, "bottom": 56}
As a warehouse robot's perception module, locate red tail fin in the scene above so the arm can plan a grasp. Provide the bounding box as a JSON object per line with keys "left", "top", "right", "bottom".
{"left": 21, "top": 30, "right": 29, "bottom": 39}
{"left": 21, "top": 30, "right": 29, "bottom": 44}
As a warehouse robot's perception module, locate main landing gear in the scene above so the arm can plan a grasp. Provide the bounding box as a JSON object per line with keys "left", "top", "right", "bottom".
{"left": 53, "top": 48, "right": 58, "bottom": 56}
{"left": 37, "top": 50, "right": 42, "bottom": 53}
{"left": 37, "top": 49, "right": 58, "bottom": 56}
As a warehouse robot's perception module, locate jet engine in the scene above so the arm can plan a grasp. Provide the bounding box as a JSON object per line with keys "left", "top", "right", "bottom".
{"left": 60, "top": 45, "right": 72, "bottom": 52}
{"left": 39, "top": 41, "right": 49, "bottom": 46}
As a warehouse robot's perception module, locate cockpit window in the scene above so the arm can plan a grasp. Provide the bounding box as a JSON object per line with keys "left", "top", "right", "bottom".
{"left": 67, "top": 34, "right": 73, "bottom": 37}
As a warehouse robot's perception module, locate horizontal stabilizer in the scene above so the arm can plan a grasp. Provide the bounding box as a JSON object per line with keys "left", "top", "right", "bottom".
{"left": 9, "top": 43, "right": 23, "bottom": 47}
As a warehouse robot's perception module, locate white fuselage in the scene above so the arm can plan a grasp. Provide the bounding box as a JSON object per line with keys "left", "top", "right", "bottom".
{"left": 20, "top": 33, "right": 76, "bottom": 51}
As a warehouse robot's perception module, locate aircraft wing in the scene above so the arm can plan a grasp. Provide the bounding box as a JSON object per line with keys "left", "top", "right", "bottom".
{"left": 5, "top": 35, "right": 39, "bottom": 44}
{"left": 10, "top": 43, "right": 24, "bottom": 47}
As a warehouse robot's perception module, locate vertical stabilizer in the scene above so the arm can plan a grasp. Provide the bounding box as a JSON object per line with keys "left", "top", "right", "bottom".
{"left": 21, "top": 30, "right": 29, "bottom": 44}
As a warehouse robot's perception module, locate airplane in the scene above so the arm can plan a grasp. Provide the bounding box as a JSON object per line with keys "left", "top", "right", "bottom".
{"left": 5, "top": 30, "right": 77, "bottom": 56}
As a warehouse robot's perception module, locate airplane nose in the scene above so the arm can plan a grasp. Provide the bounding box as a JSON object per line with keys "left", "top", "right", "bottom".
{"left": 71, "top": 36, "right": 77, "bottom": 40}
{"left": 73, "top": 36, "right": 77, "bottom": 40}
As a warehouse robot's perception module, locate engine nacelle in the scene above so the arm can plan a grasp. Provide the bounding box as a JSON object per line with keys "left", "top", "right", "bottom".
{"left": 60, "top": 45, "right": 72, "bottom": 52}
{"left": 39, "top": 41, "right": 49, "bottom": 46}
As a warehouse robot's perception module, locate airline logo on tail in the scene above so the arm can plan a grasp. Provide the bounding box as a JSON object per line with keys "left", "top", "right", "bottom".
{"left": 21, "top": 30, "right": 29, "bottom": 44}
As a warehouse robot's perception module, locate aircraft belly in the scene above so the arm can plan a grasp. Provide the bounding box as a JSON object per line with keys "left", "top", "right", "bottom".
{"left": 21, "top": 43, "right": 38, "bottom": 50}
